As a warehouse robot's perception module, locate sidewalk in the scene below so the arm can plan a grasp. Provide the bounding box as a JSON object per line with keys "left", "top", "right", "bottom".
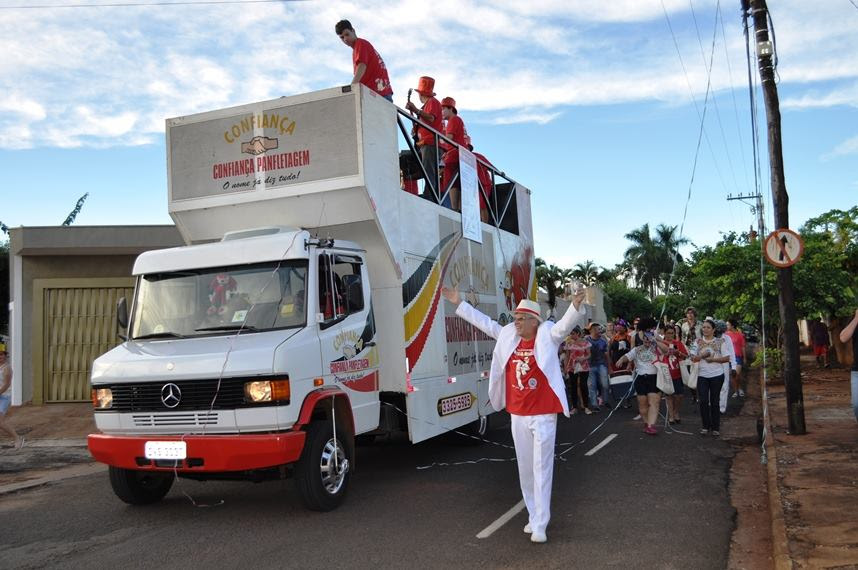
{"left": 764, "top": 357, "right": 858, "bottom": 568}
{"left": 0, "top": 403, "right": 102, "bottom": 493}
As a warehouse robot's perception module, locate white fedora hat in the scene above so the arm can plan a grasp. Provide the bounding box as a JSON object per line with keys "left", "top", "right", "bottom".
{"left": 514, "top": 299, "right": 543, "bottom": 322}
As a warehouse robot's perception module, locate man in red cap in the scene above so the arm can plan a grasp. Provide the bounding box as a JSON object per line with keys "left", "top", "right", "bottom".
{"left": 440, "top": 97, "right": 467, "bottom": 211}
{"left": 405, "top": 77, "right": 443, "bottom": 196}
{"left": 441, "top": 286, "right": 587, "bottom": 543}
{"left": 335, "top": 20, "right": 393, "bottom": 101}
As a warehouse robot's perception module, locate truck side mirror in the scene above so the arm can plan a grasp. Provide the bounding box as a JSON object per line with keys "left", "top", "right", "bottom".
{"left": 117, "top": 297, "right": 129, "bottom": 339}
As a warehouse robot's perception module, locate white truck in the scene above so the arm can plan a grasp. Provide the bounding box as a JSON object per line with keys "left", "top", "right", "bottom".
{"left": 87, "top": 85, "right": 537, "bottom": 510}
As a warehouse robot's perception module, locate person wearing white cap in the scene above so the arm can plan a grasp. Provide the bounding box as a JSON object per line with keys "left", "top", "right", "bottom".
{"left": 441, "top": 287, "right": 587, "bottom": 543}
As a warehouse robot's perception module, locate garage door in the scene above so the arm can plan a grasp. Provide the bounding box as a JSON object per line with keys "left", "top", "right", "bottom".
{"left": 43, "top": 286, "right": 133, "bottom": 403}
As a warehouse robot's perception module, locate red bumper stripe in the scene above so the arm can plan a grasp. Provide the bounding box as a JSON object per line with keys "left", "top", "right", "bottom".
{"left": 87, "top": 432, "right": 306, "bottom": 472}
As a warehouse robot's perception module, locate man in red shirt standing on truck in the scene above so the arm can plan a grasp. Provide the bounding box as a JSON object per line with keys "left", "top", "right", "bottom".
{"left": 442, "top": 287, "right": 586, "bottom": 544}
{"left": 439, "top": 97, "right": 467, "bottom": 211}
{"left": 405, "top": 76, "right": 443, "bottom": 196}
{"left": 335, "top": 20, "right": 393, "bottom": 101}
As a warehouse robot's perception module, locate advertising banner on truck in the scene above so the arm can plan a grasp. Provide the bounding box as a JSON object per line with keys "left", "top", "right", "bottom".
{"left": 459, "top": 147, "right": 481, "bottom": 244}
{"left": 168, "top": 94, "right": 360, "bottom": 201}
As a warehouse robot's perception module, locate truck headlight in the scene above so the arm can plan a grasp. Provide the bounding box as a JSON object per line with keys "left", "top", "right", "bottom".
{"left": 244, "top": 379, "right": 290, "bottom": 403}
{"left": 92, "top": 388, "right": 113, "bottom": 409}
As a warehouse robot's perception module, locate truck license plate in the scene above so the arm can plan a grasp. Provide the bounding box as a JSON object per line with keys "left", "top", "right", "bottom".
{"left": 144, "top": 441, "right": 187, "bottom": 460}
{"left": 437, "top": 393, "right": 475, "bottom": 417}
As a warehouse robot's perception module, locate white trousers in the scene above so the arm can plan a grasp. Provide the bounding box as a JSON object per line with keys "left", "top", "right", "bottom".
{"left": 510, "top": 413, "right": 557, "bottom": 534}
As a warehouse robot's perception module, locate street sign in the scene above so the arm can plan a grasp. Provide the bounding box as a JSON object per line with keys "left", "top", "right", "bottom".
{"left": 764, "top": 228, "right": 804, "bottom": 268}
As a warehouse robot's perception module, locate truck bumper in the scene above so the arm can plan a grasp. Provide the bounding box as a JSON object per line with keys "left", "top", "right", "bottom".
{"left": 87, "top": 432, "right": 306, "bottom": 472}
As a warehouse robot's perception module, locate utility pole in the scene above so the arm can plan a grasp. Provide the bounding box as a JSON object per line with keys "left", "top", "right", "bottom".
{"left": 743, "top": 0, "right": 805, "bottom": 434}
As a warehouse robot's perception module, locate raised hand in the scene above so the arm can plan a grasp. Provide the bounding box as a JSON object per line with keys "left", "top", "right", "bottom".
{"left": 441, "top": 287, "right": 460, "bottom": 305}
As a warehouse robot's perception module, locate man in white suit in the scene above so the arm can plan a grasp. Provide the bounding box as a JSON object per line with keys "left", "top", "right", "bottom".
{"left": 441, "top": 287, "right": 587, "bottom": 543}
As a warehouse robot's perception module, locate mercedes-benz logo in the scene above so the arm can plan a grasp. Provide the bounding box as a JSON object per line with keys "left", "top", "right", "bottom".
{"left": 161, "top": 383, "right": 182, "bottom": 408}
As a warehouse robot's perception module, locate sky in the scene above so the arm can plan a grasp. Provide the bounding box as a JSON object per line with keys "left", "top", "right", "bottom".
{"left": 0, "top": 0, "right": 856, "bottom": 270}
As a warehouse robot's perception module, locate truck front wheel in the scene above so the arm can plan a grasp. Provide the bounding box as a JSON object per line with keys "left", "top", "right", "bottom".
{"left": 108, "top": 467, "right": 174, "bottom": 505}
{"left": 295, "top": 421, "right": 351, "bottom": 511}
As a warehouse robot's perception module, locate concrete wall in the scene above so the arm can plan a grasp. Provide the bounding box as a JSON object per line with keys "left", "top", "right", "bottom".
{"left": 8, "top": 226, "right": 184, "bottom": 404}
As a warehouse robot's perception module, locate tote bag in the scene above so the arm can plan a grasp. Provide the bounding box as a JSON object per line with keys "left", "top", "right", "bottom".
{"left": 655, "top": 361, "right": 674, "bottom": 395}
{"left": 680, "top": 359, "right": 699, "bottom": 390}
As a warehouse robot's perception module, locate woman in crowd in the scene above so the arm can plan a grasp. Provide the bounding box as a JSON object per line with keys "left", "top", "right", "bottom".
{"left": 657, "top": 324, "right": 688, "bottom": 424}
{"left": 615, "top": 317, "right": 662, "bottom": 435}
{"left": 724, "top": 319, "right": 747, "bottom": 398}
{"left": 608, "top": 319, "right": 634, "bottom": 409}
{"left": 608, "top": 319, "right": 631, "bottom": 370}
{"left": 690, "top": 318, "right": 735, "bottom": 436}
{"left": 564, "top": 327, "right": 591, "bottom": 414}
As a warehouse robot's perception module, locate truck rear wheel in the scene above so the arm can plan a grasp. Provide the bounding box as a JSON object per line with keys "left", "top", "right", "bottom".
{"left": 108, "top": 467, "right": 174, "bottom": 505}
{"left": 295, "top": 421, "right": 351, "bottom": 511}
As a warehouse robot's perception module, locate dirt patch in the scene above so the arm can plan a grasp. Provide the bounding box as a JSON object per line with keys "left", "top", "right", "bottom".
{"left": 5, "top": 402, "right": 96, "bottom": 440}
{"left": 767, "top": 354, "right": 858, "bottom": 569}
{"left": 727, "top": 367, "right": 774, "bottom": 570}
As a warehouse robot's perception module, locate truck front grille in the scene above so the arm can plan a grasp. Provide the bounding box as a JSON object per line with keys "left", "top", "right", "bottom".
{"left": 102, "top": 378, "right": 251, "bottom": 412}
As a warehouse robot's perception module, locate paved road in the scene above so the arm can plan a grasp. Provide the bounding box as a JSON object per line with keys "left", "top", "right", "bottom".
{"left": 0, "top": 400, "right": 736, "bottom": 569}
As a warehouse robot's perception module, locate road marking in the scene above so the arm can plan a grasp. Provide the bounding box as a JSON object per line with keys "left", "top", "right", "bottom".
{"left": 476, "top": 499, "right": 525, "bottom": 539}
{"left": 585, "top": 433, "right": 618, "bottom": 456}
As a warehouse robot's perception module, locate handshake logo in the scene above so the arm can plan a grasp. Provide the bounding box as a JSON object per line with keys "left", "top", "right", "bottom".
{"left": 240, "top": 136, "right": 279, "bottom": 156}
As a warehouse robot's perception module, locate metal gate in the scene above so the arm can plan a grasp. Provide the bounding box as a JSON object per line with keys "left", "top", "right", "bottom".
{"left": 43, "top": 285, "right": 133, "bottom": 403}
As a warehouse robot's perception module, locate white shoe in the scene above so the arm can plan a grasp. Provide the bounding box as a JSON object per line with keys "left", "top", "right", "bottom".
{"left": 531, "top": 531, "right": 547, "bottom": 543}
{"left": 739, "top": 389, "right": 746, "bottom": 397}
{"left": 633, "top": 414, "right": 642, "bottom": 421}
{"left": 731, "top": 392, "right": 739, "bottom": 399}
{"left": 523, "top": 523, "right": 532, "bottom": 534}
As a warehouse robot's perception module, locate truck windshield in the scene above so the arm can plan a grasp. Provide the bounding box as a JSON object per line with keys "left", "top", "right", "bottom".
{"left": 130, "top": 260, "right": 308, "bottom": 339}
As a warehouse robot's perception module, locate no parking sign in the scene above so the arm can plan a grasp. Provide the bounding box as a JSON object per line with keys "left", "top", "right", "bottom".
{"left": 764, "top": 228, "right": 804, "bottom": 268}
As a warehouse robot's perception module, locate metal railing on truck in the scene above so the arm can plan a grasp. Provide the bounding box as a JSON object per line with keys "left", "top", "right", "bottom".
{"left": 395, "top": 107, "right": 521, "bottom": 236}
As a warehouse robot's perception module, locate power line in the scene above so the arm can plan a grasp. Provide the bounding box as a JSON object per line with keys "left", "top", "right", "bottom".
{"left": 718, "top": 0, "right": 753, "bottom": 194}
{"left": 0, "top": 0, "right": 302, "bottom": 9}
{"left": 688, "top": 0, "right": 743, "bottom": 196}
{"left": 656, "top": 0, "right": 720, "bottom": 318}
{"left": 661, "top": 0, "right": 732, "bottom": 199}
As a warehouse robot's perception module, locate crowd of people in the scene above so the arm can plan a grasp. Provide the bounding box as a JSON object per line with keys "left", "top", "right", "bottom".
{"left": 559, "top": 306, "right": 744, "bottom": 437}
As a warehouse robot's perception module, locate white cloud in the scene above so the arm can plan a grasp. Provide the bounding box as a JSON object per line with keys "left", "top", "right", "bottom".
{"left": 822, "top": 134, "right": 858, "bottom": 161}
{"left": 0, "top": 0, "right": 855, "bottom": 149}
{"left": 782, "top": 82, "right": 858, "bottom": 110}
{"left": 489, "top": 111, "right": 563, "bottom": 125}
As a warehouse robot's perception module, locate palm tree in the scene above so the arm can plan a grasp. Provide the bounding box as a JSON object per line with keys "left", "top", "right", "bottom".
{"left": 623, "top": 223, "right": 660, "bottom": 298}
{"left": 653, "top": 224, "right": 689, "bottom": 293}
{"left": 623, "top": 223, "right": 690, "bottom": 298}
{"left": 535, "top": 258, "right": 565, "bottom": 312}
{"left": 571, "top": 260, "right": 600, "bottom": 286}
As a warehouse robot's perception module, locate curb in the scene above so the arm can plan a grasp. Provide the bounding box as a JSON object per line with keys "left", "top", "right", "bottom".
{"left": 0, "top": 463, "right": 106, "bottom": 496}
{"left": 762, "top": 388, "right": 793, "bottom": 570}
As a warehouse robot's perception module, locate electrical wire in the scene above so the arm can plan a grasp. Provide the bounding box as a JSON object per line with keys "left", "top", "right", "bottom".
{"left": 0, "top": 0, "right": 301, "bottom": 8}
{"left": 688, "top": 0, "right": 743, "bottom": 196}
{"left": 657, "top": 0, "right": 719, "bottom": 320}
{"left": 717, "top": 1, "right": 753, "bottom": 195}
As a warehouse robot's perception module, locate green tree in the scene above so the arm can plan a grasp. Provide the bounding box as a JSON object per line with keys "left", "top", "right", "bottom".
{"left": 571, "top": 260, "right": 600, "bottom": 286}
{"left": 535, "top": 257, "right": 566, "bottom": 312}
{"left": 623, "top": 223, "right": 659, "bottom": 297}
{"left": 602, "top": 279, "right": 653, "bottom": 322}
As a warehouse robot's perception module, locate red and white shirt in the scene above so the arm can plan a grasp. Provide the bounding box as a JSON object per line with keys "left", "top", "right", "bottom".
{"left": 505, "top": 338, "right": 562, "bottom": 415}
{"left": 658, "top": 339, "right": 688, "bottom": 380}
{"left": 352, "top": 38, "right": 392, "bottom": 97}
